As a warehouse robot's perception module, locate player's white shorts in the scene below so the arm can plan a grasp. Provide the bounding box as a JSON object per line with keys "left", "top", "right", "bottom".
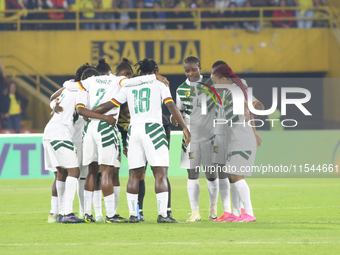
{"left": 82, "top": 120, "right": 121, "bottom": 167}
{"left": 180, "top": 138, "right": 213, "bottom": 169}
{"left": 212, "top": 134, "right": 227, "bottom": 165}
{"left": 43, "top": 139, "right": 78, "bottom": 170}
{"left": 224, "top": 150, "right": 256, "bottom": 176}
{"left": 127, "top": 123, "right": 169, "bottom": 169}
{"left": 74, "top": 141, "right": 88, "bottom": 179}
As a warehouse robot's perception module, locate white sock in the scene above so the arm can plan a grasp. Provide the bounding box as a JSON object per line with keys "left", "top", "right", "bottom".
{"left": 234, "top": 179, "right": 254, "bottom": 216}
{"left": 156, "top": 192, "right": 168, "bottom": 217}
{"left": 127, "top": 192, "right": 138, "bottom": 217}
{"left": 219, "top": 178, "right": 231, "bottom": 213}
{"left": 64, "top": 176, "right": 78, "bottom": 215}
{"left": 84, "top": 190, "right": 93, "bottom": 215}
{"left": 187, "top": 179, "right": 200, "bottom": 211}
{"left": 104, "top": 193, "right": 116, "bottom": 218}
{"left": 93, "top": 190, "right": 103, "bottom": 217}
{"left": 77, "top": 179, "right": 86, "bottom": 217}
{"left": 207, "top": 179, "right": 219, "bottom": 206}
{"left": 50, "top": 196, "right": 58, "bottom": 214}
{"left": 113, "top": 186, "right": 120, "bottom": 212}
{"left": 56, "top": 181, "right": 65, "bottom": 215}
{"left": 231, "top": 183, "right": 240, "bottom": 216}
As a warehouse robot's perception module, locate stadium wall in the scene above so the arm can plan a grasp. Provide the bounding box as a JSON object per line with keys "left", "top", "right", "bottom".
{"left": 0, "top": 29, "right": 328, "bottom": 75}
{"left": 0, "top": 131, "right": 339, "bottom": 179}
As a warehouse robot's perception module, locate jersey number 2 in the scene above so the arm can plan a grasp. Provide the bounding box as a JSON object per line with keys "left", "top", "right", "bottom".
{"left": 132, "top": 88, "right": 150, "bottom": 113}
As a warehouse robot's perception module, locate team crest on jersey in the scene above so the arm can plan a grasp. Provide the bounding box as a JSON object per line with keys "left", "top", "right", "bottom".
{"left": 189, "top": 152, "right": 194, "bottom": 159}
{"left": 185, "top": 91, "right": 190, "bottom": 98}
{"left": 225, "top": 100, "right": 230, "bottom": 105}
{"left": 213, "top": 146, "right": 219, "bottom": 153}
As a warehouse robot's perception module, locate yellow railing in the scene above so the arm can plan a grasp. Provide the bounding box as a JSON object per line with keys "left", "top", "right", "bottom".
{"left": 0, "top": 6, "right": 333, "bottom": 31}
{"left": 0, "top": 55, "right": 61, "bottom": 95}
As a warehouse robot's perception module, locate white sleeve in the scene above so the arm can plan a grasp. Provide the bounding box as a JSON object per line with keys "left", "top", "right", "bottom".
{"left": 76, "top": 90, "right": 88, "bottom": 108}
{"left": 110, "top": 88, "right": 127, "bottom": 107}
{"left": 63, "top": 80, "right": 80, "bottom": 91}
{"left": 161, "top": 85, "right": 173, "bottom": 104}
{"left": 120, "top": 74, "right": 156, "bottom": 87}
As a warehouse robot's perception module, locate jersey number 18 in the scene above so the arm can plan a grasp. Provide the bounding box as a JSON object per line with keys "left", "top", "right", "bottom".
{"left": 132, "top": 88, "right": 150, "bottom": 113}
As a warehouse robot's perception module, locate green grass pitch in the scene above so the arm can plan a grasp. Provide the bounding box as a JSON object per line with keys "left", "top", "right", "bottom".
{"left": 0, "top": 177, "right": 339, "bottom": 254}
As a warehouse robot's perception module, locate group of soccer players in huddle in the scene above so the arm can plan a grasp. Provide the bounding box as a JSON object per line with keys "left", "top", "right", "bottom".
{"left": 44, "top": 55, "right": 264, "bottom": 224}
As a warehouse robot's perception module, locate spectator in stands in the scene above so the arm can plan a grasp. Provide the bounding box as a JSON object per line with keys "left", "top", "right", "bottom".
{"left": 225, "top": 1, "right": 242, "bottom": 29}
{"left": 118, "top": 0, "right": 131, "bottom": 30}
{"left": 165, "top": 0, "right": 177, "bottom": 29}
{"left": 294, "top": 0, "right": 315, "bottom": 28}
{"left": 285, "top": 0, "right": 296, "bottom": 6}
{"left": 1, "top": 0, "right": 23, "bottom": 30}
{"left": 99, "top": 0, "right": 117, "bottom": 30}
{"left": 47, "top": 0, "right": 68, "bottom": 30}
{"left": 272, "top": 0, "right": 295, "bottom": 28}
{"left": 153, "top": 1, "right": 166, "bottom": 29}
{"left": 242, "top": 1, "right": 260, "bottom": 30}
{"left": 169, "top": 1, "right": 195, "bottom": 29}
{"left": 0, "top": 61, "right": 7, "bottom": 92}
{"left": 144, "top": 0, "right": 155, "bottom": 8}
{"left": 201, "top": 0, "right": 219, "bottom": 29}
{"left": 0, "top": 86, "right": 9, "bottom": 130}
{"left": 314, "top": 0, "right": 329, "bottom": 27}
{"left": 79, "top": 0, "right": 96, "bottom": 30}
{"left": 214, "top": 0, "right": 229, "bottom": 28}
{"left": 234, "top": 0, "right": 247, "bottom": 6}
{"left": 215, "top": 0, "right": 231, "bottom": 9}
{"left": 2, "top": 83, "right": 28, "bottom": 133}
{"left": 0, "top": 63, "right": 8, "bottom": 129}
{"left": 134, "top": 0, "right": 154, "bottom": 29}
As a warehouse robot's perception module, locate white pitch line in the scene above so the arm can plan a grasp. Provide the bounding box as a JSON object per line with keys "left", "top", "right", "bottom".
{"left": 0, "top": 221, "right": 339, "bottom": 226}
{"left": 1, "top": 205, "right": 339, "bottom": 215}
{"left": 1, "top": 242, "right": 339, "bottom": 247}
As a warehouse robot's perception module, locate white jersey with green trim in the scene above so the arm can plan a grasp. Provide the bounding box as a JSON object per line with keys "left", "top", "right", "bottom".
{"left": 61, "top": 79, "right": 88, "bottom": 143}
{"left": 43, "top": 89, "right": 78, "bottom": 141}
{"left": 76, "top": 74, "right": 124, "bottom": 121}
{"left": 111, "top": 79, "right": 173, "bottom": 126}
{"left": 176, "top": 75, "right": 214, "bottom": 142}
{"left": 214, "top": 89, "right": 228, "bottom": 135}
{"left": 223, "top": 83, "right": 257, "bottom": 151}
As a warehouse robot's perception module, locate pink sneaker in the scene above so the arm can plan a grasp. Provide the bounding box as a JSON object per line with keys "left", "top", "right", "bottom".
{"left": 241, "top": 208, "right": 245, "bottom": 217}
{"left": 214, "top": 212, "right": 238, "bottom": 222}
{"left": 231, "top": 213, "right": 256, "bottom": 222}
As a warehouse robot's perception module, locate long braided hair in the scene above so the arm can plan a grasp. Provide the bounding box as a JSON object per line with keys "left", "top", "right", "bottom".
{"left": 212, "top": 65, "right": 248, "bottom": 102}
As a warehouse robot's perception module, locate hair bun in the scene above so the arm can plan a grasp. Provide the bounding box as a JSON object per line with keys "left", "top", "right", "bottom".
{"left": 98, "top": 58, "right": 106, "bottom": 64}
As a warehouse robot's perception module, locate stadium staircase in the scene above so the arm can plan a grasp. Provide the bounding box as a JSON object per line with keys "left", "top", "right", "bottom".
{"left": 0, "top": 55, "right": 61, "bottom": 132}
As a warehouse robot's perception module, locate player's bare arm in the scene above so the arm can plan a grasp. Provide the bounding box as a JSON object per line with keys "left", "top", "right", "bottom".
{"left": 92, "top": 101, "right": 117, "bottom": 115}
{"left": 170, "top": 115, "right": 179, "bottom": 127}
{"left": 253, "top": 100, "right": 265, "bottom": 111}
{"left": 166, "top": 101, "right": 191, "bottom": 146}
{"left": 76, "top": 106, "right": 117, "bottom": 126}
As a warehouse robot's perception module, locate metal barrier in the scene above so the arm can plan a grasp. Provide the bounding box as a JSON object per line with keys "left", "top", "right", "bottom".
{"left": 0, "top": 7, "right": 333, "bottom": 31}
{"left": 0, "top": 55, "right": 61, "bottom": 96}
